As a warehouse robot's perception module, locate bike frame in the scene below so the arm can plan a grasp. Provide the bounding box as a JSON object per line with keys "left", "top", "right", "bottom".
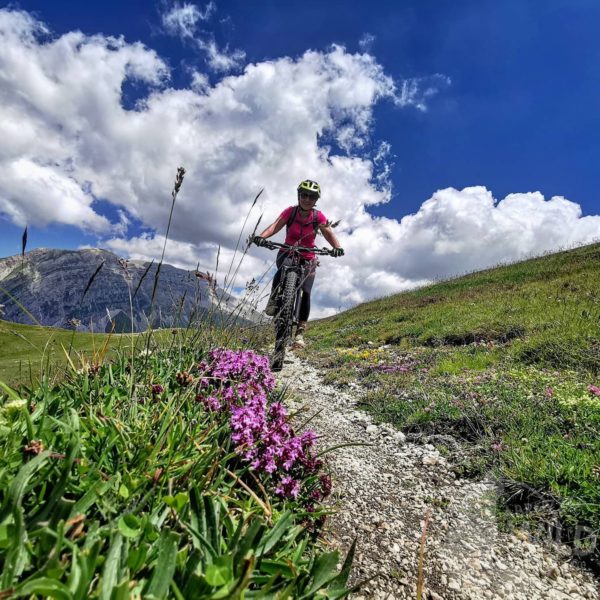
{"left": 278, "top": 254, "right": 307, "bottom": 327}
{"left": 257, "top": 241, "right": 333, "bottom": 370}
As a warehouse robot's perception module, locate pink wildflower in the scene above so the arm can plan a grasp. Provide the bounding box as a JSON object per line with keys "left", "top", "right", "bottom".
{"left": 192, "top": 347, "right": 325, "bottom": 500}
{"left": 319, "top": 474, "right": 332, "bottom": 496}
{"left": 275, "top": 475, "right": 301, "bottom": 499}
{"left": 588, "top": 385, "right": 600, "bottom": 397}
{"left": 203, "top": 395, "right": 221, "bottom": 412}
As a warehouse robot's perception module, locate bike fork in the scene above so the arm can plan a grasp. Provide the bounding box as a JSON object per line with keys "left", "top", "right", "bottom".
{"left": 293, "top": 288, "right": 303, "bottom": 330}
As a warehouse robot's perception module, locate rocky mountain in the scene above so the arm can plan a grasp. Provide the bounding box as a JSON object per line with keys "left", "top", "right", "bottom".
{"left": 0, "top": 248, "right": 263, "bottom": 332}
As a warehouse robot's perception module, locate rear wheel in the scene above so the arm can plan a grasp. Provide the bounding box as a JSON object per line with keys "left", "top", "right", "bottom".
{"left": 271, "top": 271, "right": 298, "bottom": 371}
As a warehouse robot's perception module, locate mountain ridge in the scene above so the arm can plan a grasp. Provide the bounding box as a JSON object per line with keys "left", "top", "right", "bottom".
{"left": 0, "top": 247, "right": 261, "bottom": 332}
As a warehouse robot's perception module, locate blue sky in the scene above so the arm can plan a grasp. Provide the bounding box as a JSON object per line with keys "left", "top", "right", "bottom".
{"left": 1, "top": 1, "right": 599, "bottom": 314}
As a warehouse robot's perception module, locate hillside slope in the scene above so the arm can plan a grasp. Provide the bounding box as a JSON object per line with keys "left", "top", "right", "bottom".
{"left": 310, "top": 242, "right": 600, "bottom": 372}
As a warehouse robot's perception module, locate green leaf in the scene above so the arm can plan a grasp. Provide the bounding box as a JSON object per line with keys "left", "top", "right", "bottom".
{"left": 0, "top": 450, "right": 49, "bottom": 524}
{"left": 118, "top": 484, "right": 130, "bottom": 499}
{"left": 66, "top": 546, "right": 83, "bottom": 597}
{"left": 114, "top": 576, "right": 131, "bottom": 600}
{"left": 146, "top": 529, "right": 179, "bottom": 599}
{"left": 233, "top": 518, "right": 264, "bottom": 567}
{"left": 126, "top": 543, "right": 149, "bottom": 573}
{"left": 210, "top": 554, "right": 255, "bottom": 600}
{"left": 163, "top": 492, "right": 188, "bottom": 513}
{"left": 259, "top": 559, "right": 296, "bottom": 579}
{"left": 73, "top": 539, "right": 101, "bottom": 600}
{"left": 225, "top": 516, "right": 244, "bottom": 553}
{"left": 291, "top": 536, "right": 308, "bottom": 566}
{"left": 256, "top": 510, "right": 293, "bottom": 557}
{"left": 304, "top": 551, "right": 340, "bottom": 597}
{"left": 30, "top": 413, "right": 81, "bottom": 525}
{"left": 68, "top": 477, "right": 114, "bottom": 520}
{"left": 189, "top": 487, "right": 207, "bottom": 549}
{"left": 204, "top": 555, "right": 233, "bottom": 587}
{"left": 15, "top": 577, "right": 74, "bottom": 600}
{"left": 0, "top": 379, "right": 22, "bottom": 402}
{"left": 0, "top": 523, "right": 10, "bottom": 549}
{"left": 182, "top": 521, "right": 218, "bottom": 560}
{"left": 327, "top": 538, "right": 357, "bottom": 592}
{"left": 118, "top": 514, "right": 142, "bottom": 538}
{"left": 204, "top": 495, "right": 220, "bottom": 552}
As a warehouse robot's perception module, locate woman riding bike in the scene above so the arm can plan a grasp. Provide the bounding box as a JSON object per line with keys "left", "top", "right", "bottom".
{"left": 251, "top": 179, "right": 344, "bottom": 348}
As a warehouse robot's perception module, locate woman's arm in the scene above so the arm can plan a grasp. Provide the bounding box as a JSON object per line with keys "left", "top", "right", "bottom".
{"left": 320, "top": 224, "right": 342, "bottom": 249}
{"left": 258, "top": 215, "right": 288, "bottom": 239}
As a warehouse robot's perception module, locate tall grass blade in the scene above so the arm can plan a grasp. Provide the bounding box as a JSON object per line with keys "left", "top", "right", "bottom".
{"left": 100, "top": 532, "right": 124, "bottom": 600}
{"left": 305, "top": 550, "right": 340, "bottom": 596}
{"left": 20, "top": 226, "right": 28, "bottom": 272}
{"left": 0, "top": 451, "right": 50, "bottom": 523}
{"left": 327, "top": 538, "right": 357, "bottom": 592}
{"left": 223, "top": 189, "right": 263, "bottom": 291}
{"left": 256, "top": 511, "right": 293, "bottom": 557}
{"left": 150, "top": 263, "right": 162, "bottom": 306}
{"left": 132, "top": 258, "right": 154, "bottom": 302}
{"left": 150, "top": 167, "right": 185, "bottom": 310}
{"left": 82, "top": 261, "right": 104, "bottom": 301}
{"left": 15, "top": 577, "right": 73, "bottom": 600}
{"left": 248, "top": 213, "right": 263, "bottom": 242}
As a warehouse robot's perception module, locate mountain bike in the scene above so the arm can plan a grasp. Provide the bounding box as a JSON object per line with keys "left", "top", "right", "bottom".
{"left": 258, "top": 241, "right": 335, "bottom": 372}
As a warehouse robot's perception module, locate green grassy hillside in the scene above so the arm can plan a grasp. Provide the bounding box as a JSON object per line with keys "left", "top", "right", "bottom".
{"left": 0, "top": 320, "right": 141, "bottom": 386}
{"left": 306, "top": 242, "right": 600, "bottom": 564}
{"left": 0, "top": 321, "right": 220, "bottom": 386}
{"left": 310, "top": 242, "right": 600, "bottom": 372}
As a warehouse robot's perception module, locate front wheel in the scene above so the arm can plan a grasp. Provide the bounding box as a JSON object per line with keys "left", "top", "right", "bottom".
{"left": 271, "top": 270, "right": 298, "bottom": 371}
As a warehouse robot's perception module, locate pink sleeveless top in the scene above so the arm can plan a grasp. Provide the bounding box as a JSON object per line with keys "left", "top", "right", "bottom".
{"left": 279, "top": 206, "right": 328, "bottom": 259}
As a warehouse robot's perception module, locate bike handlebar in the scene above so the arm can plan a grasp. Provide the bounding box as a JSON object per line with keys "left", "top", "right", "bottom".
{"left": 257, "top": 240, "right": 335, "bottom": 256}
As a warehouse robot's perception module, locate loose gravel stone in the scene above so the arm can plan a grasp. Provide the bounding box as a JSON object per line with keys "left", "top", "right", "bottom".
{"left": 278, "top": 353, "right": 600, "bottom": 600}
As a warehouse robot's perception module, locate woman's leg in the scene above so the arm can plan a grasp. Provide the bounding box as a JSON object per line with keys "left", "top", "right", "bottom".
{"left": 294, "top": 260, "right": 317, "bottom": 344}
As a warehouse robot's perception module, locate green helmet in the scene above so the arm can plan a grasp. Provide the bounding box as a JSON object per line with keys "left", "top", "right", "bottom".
{"left": 297, "top": 179, "right": 321, "bottom": 198}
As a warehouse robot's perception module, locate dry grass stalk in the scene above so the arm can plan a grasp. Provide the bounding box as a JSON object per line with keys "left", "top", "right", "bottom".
{"left": 416, "top": 508, "right": 431, "bottom": 600}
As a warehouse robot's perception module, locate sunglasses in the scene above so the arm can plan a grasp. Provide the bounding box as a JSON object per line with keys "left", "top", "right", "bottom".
{"left": 299, "top": 193, "right": 318, "bottom": 201}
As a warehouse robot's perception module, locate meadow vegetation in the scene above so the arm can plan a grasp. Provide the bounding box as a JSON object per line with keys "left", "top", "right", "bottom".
{"left": 0, "top": 328, "right": 357, "bottom": 598}
{"left": 0, "top": 168, "right": 357, "bottom": 597}
{"left": 305, "top": 242, "right": 600, "bottom": 567}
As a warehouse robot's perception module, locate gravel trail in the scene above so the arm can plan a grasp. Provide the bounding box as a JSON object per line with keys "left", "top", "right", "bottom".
{"left": 279, "top": 353, "right": 599, "bottom": 600}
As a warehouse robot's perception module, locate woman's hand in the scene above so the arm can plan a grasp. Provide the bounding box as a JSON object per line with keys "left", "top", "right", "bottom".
{"left": 250, "top": 235, "right": 268, "bottom": 247}
{"left": 331, "top": 247, "right": 344, "bottom": 257}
